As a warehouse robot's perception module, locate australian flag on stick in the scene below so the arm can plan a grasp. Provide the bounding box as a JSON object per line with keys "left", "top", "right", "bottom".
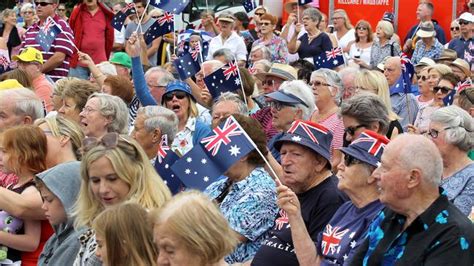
{"left": 35, "top": 17, "right": 62, "bottom": 52}
{"left": 242, "top": 0, "right": 256, "bottom": 12}
{"left": 171, "top": 116, "right": 256, "bottom": 190}
{"left": 203, "top": 62, "right": 241, "bottom": 99}
{"left": 313, "top": 47, "right": 345, "bottom": 69}
{"left": 150, "top": 0, "right": 190, "bottom": 14}
{"left": 153, "top": 134, "right": 183, "bottom": 195}
{"left": 173, "top": 52, "right": 201, "bottom": 80}
{"left": 111, "top": 3, "right": 135, "bottom": 31}
{"left": 390, "top": 53, "right": 414, "bottom": 94}
{"left": 144, "top": 12, "right": 174, "bottom": 45}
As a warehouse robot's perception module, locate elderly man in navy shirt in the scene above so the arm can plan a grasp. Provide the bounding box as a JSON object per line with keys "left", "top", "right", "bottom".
{"left": 448, "top": 12, "right": 474, "bottom": 65}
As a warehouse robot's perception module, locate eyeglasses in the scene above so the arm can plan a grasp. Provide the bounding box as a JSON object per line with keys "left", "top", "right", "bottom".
{"left": 255, "top": 12, "right": 265, "bottom": 16}
{"left": 163, "top": 91, "right": 187, "bottom": 102}
{"left": 426, "top": 127, "right": 454, "bottom": 138}
{"left": 263, "top": 79, "right": 276, "bottom": 86}
{"left": 432, "top": 86, "right": 452, "bottom": 94}
{"left": 57, "top": 8, "right": 65, "bottom": 11}
{"left": 22, "top": 11, "right": 34, "bottom": 14}
{"left": 344, "top": 124, "right": 367, "bottom": 135}
{"left": 356, "top": 27, "right": 368, "bottom": 30}
{"left": 261, "top": 22, "right": 271, "bottom": 26}
{"left": 35, "top": 2, "right": 53, "bottom": 7}
{"left": 344, "top": 154, "right": 364, "bottom": 167}
{"left": 332, "top": 17, "right": 343, "bottom": 20}
{"left": 269, "top": 101, "right": 294, "bottom": 111}
{"left": 310, "top": 80, "right": 332, "bottom": 87}
{"left": 82, "top": 106, "right": 99, "bottom": 115}
{"left": 450, "top": 26, "right": 460, "bottom": 31}
{"left": 416, "top": 75, "right": 428, "bottom": 81}
{"left": 459, "top": 20, "right": 470, "bottom": 25}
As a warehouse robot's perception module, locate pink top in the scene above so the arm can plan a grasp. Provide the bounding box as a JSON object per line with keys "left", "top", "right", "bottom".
{"left": 32, "top": 74, "right": 54, "bottom": 112}
{"left": 319, "top": 112, "right": 344, "bottom": 157}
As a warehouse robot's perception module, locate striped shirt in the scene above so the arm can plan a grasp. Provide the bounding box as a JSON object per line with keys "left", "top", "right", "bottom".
{"left": 22, "top": 15, "right": 75, "bottom": 81}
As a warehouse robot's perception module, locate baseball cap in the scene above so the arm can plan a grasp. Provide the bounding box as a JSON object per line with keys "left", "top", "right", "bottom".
{"left": 12, "top": 47, "right": 44, "bottom": 64}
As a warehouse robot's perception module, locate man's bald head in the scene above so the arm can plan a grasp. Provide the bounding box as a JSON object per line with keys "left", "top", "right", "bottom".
{"left": 384, "top": 56, "right": 402, "bottom": 86}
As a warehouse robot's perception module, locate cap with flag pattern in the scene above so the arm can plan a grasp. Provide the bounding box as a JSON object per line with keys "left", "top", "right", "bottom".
{"left": 340, "top": 130, "right": 389, "bottom": 167}
{"left": 274, "top": 120, "right": 333, "bottom": 162}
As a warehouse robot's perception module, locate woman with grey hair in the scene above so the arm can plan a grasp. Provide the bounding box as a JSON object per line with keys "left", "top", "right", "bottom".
{"left": 340, "top": 93, "right": 390, "bottom": 143}
{"left": 428, "top": 105, "right": 473, "bottom": 216}
{"left": 20, "top": 3, "right": 36, "bottom": 29}
{"left": 310, "top": 68, "right": 345, "bottom": 171}
{"left": 79, "top": 93, "right": 129, "bottom": 138}
{"left": 368, "top": 20, "right": 401, "bottom": 69}
{"left": 288, "top": 8, "right": 333, "bottom": 62}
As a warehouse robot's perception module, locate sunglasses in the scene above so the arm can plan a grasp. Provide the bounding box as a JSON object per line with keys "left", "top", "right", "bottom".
{"left": 35, "top": 2, "right": 53, "bottom": 6}
{"left": 356, "top": 27, "right": 368, "bottom": 30}
{"left": 432, "top": 86, "right": 452, "bottom": 94}
{"left": 57, "top": 8, "right": 65, "bottom": 11}
{"left": 255, "top": 12, "right": 265, "bottom": 16}
{"left": 163, "top": 91, "right": 187, "bottom": 102}
{"left": 344, "top": 124, "right": 366, "bottom": 135}
{"left": 310, "top": 80, "right": 332, "bottom": 87}
{"left": 344, "top": 154, "right": 363, "bottom": 167}
{"left": 416, "top": 75, "right": 428, "bottom": 81}
{"left": 451, "top": 26, "right": 460, "bottom": 31}
{"left": 261, "top": 22, "right": 272, "bottom": 26}
{"left": 459, "top": 20, "right": 470, "bottom": 25}
{"left": 426, "top": 127, "right": 454, "bottom": 138}
{"left": 269, "top": 101, "right": 294, "bottom": 111}
{"left": 263, "top": 79, "right": 277, "bottom": 86}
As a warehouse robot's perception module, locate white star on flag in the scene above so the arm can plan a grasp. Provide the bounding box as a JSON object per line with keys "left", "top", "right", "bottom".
{"left": 201, "top": 158, "right": 207, "bottom": 164}
{"left": 165, "top": 164, "right": 169, "bottom": 169}
{"left": 291, "top": 136, "right": 302, "bottom": 142}
{"left": 229, "top": 145, "right": 241, "bottom": 156}
{"left": 350, "top": 240, "right": 357, "bottom": 248}
{"left": 349, "top": 232, "right": 355, "bottom": 239}
{"left": 185, "top": 169, "right": 191, "bottom": 174}
{"left": 186, "top": 157, "right": 192, "bottom": 163}
{"left": 203, "top": 176, "right": 209, "bottom": 182}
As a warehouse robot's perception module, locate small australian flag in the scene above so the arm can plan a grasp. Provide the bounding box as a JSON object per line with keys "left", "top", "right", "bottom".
{"left": 173, "top": 52, "right": 201, "bottom": 80}
{"left": 203, "top": 62, "right": 241, "bottom": 99}
{"left": 111, "top": 3, "right": 136, "bottom": 31}
{"left": 150, "top": 0, "right": 190, "bottom": 14}
{"left": 153, "top": 135, "right": 183, "bottom": 195}
{"left": 144, "top": 12, "right": 174, "bottom": 45}
{"left": 242, "top": 0, "right": 256, "bottom": 12}
{"left": 0, "top": 54, "right": 10, "bottom": 74}
{"left": 35, "top": 17, "right": 62, "bottom": 52}
{"left": 313, "top": 47, "right": 345, "bottom": 69}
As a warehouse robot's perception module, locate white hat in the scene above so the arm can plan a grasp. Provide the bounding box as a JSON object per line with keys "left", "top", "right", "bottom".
{"left": 459, "top": 12, "right": 474, "bottom": 23}
{"left": 416, "top": 21, "right": 436, "bottom": 38}
{"left": 415, "top": 57, "right": 435, "bottom": 67}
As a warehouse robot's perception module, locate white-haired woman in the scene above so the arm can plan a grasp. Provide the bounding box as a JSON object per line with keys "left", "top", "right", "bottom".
{"left": 428, "top": 105, "right": 474, "bottom": 216}
{"left": 369, "top": 20, "right": 401, "bottom": 69}
{"left": 332, "top": 9, "right": 355, "bottom": 53}
{"left": 309, "top": 69, "right": 345, "bottom": 171}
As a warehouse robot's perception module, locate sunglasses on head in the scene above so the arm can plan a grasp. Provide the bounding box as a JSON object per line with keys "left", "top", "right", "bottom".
{"left": 432, "top": 86, "right": 452, "bottom": 94}
{"left": 344, "top": 124, "right": 366, "bottom": 135}
{"left": 163, "top": 91, "right": 187, "bottom": 102}
{"left": 416, "top": 75, "right": 428, "bottom": 81}
{"left": 451, "top": 26, "right": 460, "bottom": 31}
{"left": 459, "top": 20, "right": 470, "bottom": 25}
{"left": 35, "top": 1, "right": 53, "bottom": 6}
{"left": 344, "top": 154, "right": 363, "bottom": 167}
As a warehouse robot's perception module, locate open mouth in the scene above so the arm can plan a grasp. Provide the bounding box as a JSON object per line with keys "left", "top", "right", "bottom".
{"left": 171, "top": 103, "right": 181, "bottom": 113}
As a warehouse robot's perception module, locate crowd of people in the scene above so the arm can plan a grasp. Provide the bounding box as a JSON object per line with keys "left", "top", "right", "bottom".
{"left": 0, "top": 0, "right": 473, "bottom": 265}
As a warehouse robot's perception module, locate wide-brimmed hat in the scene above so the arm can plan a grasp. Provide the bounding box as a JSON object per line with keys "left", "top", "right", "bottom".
{"left": 415, "top": 57, "right": 436, "bottom": 68}
{"left": 450, "top": 58, "right": 471, "bottom": 77}
{"left": 161, "top": 80, "right": 195, "bottom": 104}
{"left": 275, "top": 120, "right": 333, "bottom": 163}
{"left": 109, "top": 52, "right": 131, "bottom": 69}
{"left": 265, "top": 90, "right": 309, "bottom": 107}
{"left": 437, "top": 49, "right": 458, "bottom": 62}
{"left": 217, "top": 12, "right": 235, "bottom": 23}
{"left": 254, "top": 63, "right": 297, "bottom": 81}
{"left": 12, "top": 47, "right": 43, "bottom": 64}
{"left": 339, "top": 130, "right": 389, "bottom": 168}
{"left": 416, "top": 21, "right": 436, "bottom": 38}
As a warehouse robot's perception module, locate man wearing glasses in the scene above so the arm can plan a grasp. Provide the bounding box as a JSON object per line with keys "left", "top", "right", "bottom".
{"left": 21, "top": 0, "right": 75, "bottom": 82}
{"left": 68, "top": 0, "right": 115, "bottom": 80}
{"left": 448, "top": 12, "right": 474, "bottom": 65}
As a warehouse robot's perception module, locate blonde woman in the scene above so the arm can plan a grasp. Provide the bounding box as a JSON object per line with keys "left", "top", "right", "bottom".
{"left": 151, "top": 191, "right": 239, "bottom": 266}
{"left": 354, "top": 70, "right": 403, "bottom": 139}
{"left": 92, "top": 203, "right": 157, "bottom": 266}
{"left": 332, "top": 9, "right": 355, "bottom": 53}
{"left": 347, "top": 20, "right": 373, "bottom": 67}
{"left": 73, "top": 133, "right": 171, "bottom": 265}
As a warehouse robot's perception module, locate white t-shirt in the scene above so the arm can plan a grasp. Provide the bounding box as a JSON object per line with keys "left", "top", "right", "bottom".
{"left": 206, "top": 31, "right": 248, "bottom": 61}
{"left": 334, "top": 28, "right": 355, "bottom": 51}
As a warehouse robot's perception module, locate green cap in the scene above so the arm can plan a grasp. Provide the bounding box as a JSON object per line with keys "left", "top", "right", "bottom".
{"left": 109, "top": 52, "right": 132, "bottom": 69}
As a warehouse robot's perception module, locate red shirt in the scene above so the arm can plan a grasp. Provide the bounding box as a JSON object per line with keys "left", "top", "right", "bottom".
{"left": 79, "top": 7, "right": 107, "bottom": 65}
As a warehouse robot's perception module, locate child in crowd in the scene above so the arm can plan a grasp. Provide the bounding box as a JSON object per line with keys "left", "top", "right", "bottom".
{"left": 91, "top": 203, "right": 158, "bottom": 266}
{"left": 35, "top": 161, "right": 84, "bottom": 265}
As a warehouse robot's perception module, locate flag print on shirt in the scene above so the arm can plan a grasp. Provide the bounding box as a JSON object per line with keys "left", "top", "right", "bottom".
{"left": 321, "top": 224, "right": 350, "bottom": 256}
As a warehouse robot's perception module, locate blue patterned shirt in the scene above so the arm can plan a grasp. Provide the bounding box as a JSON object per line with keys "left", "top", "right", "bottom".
{"left": 350, "top": 194, "right": 474, "bottom": 265}
{"left": 440, "top": 163, "right": 474, "bottom": 216}
{"left": 411, "top": 39, "right": 444, "bottom": 65}
{"left": 205, "top": 167, "right": 278, "bottom": 263}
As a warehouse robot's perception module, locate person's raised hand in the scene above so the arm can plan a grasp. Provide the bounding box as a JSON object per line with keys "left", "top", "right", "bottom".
{"left": 78, "top": 51, "right": 93, "bottom": 66}
{"left": 125, "top": 32, "right": 141, "bottom": 58}
{"left": 276, "top": 185, "right": 301, "bottom": 218}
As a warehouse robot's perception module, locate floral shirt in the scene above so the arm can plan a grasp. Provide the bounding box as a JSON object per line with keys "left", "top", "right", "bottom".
{"left": 411, "top": 39, "right": 444, "bottom": 65}
{"left": 205, "top": 167, "right": 278, "bottom": 264}
{"left": 252, "top": 34, "right": 289, "bottom": 64}
{"left": 172, "top": 117, "right": 198, "bottom": 156}
{"left": 369, "top": 40, "right": 401, "bottom": 68}
{"left": 440, "top": 163, "right": 474, "bottom": 216}
{"left": 73, "top": 228, "right": 101, "bottom": 266}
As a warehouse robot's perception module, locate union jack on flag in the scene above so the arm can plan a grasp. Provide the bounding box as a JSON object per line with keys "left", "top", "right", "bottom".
{"left": 321, "top": 225, "right": 349, "bottom": 255}
{"left": 287, "top": 120, "right": 329, "bottom": 144}
{"left": 190, "top": 43, "right": 201, "bottom": 61}
{"left": 120, "top": 3, "right": 135, "bottom": 13}
{"left": 201, "top": 116, "right": 245, "bottom": 156}
{"left": 350, "top": 134, "right": 388, "bottom": 158}
{"left": 157, "top": 134, "right": 170, "bottom": 164}
{"left": 223, "top": 61, "right": 239, "bottom": 80}
{"left": 326, "top": 47, "right": 343, "bottom": 60}
{"left": 275, "top": 209, "right": 289, "bottom": 230}
{"left": 158, "top": 12, "right": 174, "bottom": 25}
{"left": 456, "top": 79, "right": 472, "bottom": 94}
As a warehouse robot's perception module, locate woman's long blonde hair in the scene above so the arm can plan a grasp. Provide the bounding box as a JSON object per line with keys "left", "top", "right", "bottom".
{"left": 73, "top": 135, "right": 171, "bottom": 228}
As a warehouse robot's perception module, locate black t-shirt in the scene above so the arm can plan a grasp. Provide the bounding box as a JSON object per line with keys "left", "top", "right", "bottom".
{"left": 297, "top": 32, "right": 333, "bottom": 59}
{"left": 251, "top": 175, "right": 348, "bottom": 266}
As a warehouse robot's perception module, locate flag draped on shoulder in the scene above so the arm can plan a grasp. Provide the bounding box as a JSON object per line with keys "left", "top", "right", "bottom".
{"left": 170, "top": 116, "right": 256, "bottom": 190}
{"left": 35, "top": 17, "right": 62, "bottom": 52}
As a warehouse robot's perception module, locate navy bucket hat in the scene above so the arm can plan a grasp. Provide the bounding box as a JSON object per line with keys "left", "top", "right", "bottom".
{"left": 340, "top": 130, "right": 390, "bottom": 167}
